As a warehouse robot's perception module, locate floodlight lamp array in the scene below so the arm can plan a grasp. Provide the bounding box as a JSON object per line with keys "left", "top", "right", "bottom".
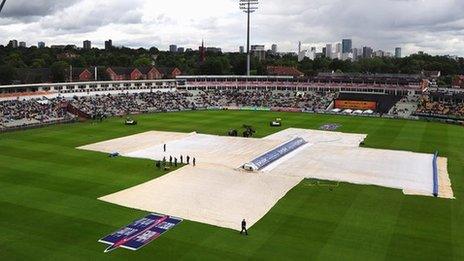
{"left": 239, "top": 0, "right": 259, "bottom": 13}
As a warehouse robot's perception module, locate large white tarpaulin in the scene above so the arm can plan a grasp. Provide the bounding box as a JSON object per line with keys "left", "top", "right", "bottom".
{"left": 80, "top": 128, "right": 453, "bottom": 231}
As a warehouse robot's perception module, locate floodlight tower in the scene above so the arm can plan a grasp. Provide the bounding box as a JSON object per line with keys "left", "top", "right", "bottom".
{"left": 0, "top": 0, "right": 7, "bottom": 14}
{"left": 239, "top": 0, "right": 258, "bottom": 76}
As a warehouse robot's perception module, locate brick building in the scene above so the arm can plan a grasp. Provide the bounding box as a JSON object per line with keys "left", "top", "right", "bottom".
{"left": 266, "top": 66, "right": 304, "bottom": 78}
{"left": 106, "top": 67, "right": 182, "bottom": 81}
{"left": 72, "top": 68, "right": 94, "bottom": 82}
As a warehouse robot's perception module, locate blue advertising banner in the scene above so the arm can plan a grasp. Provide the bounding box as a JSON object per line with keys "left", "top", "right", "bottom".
{"left": 250, "top": 137, "right": 307, "bottom": 170}
{"left": 99, "top": 213, "right": 182, "bottom": 252}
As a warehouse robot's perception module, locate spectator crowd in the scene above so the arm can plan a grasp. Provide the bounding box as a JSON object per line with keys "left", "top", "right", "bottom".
{"left": 193, "top": 90, "right": 336, "bottom": 112}
{"left": 69, "top": 91, "right": 196, "bottom": 118}
{"left": 0, "top": 97, "right": 73, "bottom": 129}
{"left": 2, "top": 89, "right": 464, "bottom": 130}
{"left": 416, "top": 95, "right": 464, "bottom": 118}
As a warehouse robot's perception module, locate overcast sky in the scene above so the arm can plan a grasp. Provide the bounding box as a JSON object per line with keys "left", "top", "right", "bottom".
{"left": 1, "top": 0, "right": 464, "bottom": 56}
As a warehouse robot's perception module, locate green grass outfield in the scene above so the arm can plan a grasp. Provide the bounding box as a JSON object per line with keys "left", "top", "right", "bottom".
{"left": 0, "top": 110, "right": 463, "bottom": 260}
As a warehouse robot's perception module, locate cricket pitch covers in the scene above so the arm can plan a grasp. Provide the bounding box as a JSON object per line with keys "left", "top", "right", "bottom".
{"left": 79, "top": 128, "right": 454, "bottom": 231}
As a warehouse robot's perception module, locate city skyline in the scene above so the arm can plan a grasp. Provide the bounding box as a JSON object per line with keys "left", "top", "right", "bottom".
{"left": 0, "top": 0, "right": 463, "bottom": 56}
{"left": 3, "top": 38, "right": 404, "bottom": 58}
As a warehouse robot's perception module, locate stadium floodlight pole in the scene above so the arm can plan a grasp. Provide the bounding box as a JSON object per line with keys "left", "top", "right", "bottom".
{"left": 0, "top": 0, "right": 7, "bottom": 14}
{"left": 240, "top": 0, "right": 258, "bottom": 76}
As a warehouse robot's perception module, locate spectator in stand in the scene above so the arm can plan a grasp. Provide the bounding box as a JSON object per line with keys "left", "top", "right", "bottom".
{"left": 0, "top": 97, "right": 73, "bottom": 129}
{"left": 193, "top": 89, "right": 335, "bottom": 111}
{"left": 416, "top": 94, "right": 464, "bottom": 118}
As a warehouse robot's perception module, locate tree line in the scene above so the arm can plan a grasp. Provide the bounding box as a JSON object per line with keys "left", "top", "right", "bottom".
{"left": 0, "top": 45, "right": 463, "bottom": 85}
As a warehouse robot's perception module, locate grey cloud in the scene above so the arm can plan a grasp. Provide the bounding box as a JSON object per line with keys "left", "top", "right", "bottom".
{"left": 250, "top": 0, "right": 464, "bottom": 54}
{"left": 39, "top": 0, "right": 144, "bottom": 34}
{"left": 0, "top": 0, "right": 79, "bottom": 19}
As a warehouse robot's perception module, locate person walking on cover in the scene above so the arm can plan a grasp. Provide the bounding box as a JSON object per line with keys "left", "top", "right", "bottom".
{"left": 193, "top": 157, "right": 196, "bottom": 167}
{"left": 163, "top": 144, "right": 166, "bottom": 152}
{"left": 186, "top": 155, "right": 190, "bottom": 164}
{"left": 180, "top": 155, "right": 183, "bottom": 164}
{"left": 240, "top": 219, "right": 248, "bottom": 235}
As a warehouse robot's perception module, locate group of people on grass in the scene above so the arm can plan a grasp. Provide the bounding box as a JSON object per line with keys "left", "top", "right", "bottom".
{"left": 156, "top": 143, "right": 249, "bottom": 235}
{"left": 154, "top": 143, "right": 196, "bottom": 170}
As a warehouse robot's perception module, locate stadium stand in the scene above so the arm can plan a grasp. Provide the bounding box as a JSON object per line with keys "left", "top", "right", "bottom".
{"left": 2, "top": 72, "right": 464, "bottom": 130}
{"left": 389, "top": 94, "right": 421, "bottom": 118}
{"left": 193, "top": 90, "right": 335, "bottom": 111}
{"left": 69, "top": 91, "right": 196, "bottom": 118}
{"left": 415, "top": 90, "right": 464, "bottom": 119}
{"left": 0, "top": 97, "right": 74, "bottom": 130}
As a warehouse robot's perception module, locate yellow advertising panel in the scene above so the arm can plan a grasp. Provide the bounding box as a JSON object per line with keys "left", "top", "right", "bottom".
{"left": 335, "top": 100, "right": 377, "bottom": 110}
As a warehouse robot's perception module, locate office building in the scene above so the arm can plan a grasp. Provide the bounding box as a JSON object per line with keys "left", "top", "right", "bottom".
{"left": 83, "top": 40, "right": 91, "bottom": 50}
{"left": 374, "top": 50, "right": 385, "bottom": 57}
{"left": 362, "top": 46, "right": 373, "bottom": 59}
{"left": 342, "top": 39, "right": 352, "bottom": 53}
{"left": 239, "top": 46, "right": 244, "bottom": 54}
{"left": 8, "top": 40, "right": 18, "bottom": 48}
{"left": 298, "top": 50, "right": 307, "bottom": 62}
{"left": 271, "top": 44, "right": 277, "bottom": 54}
{"left": 306, "top": 49, "right": 317, "bottom": 60}
{"left": 38, "top": 42, "right": 45, "bottom": 48}
{"left": 325, "top": 44, "right": 332, "bottom": 58}
{"left": 177, "top": 47, "right": 185, "bottom": 53}
{"left": 206, "top": 47, "right": 222, "bottom": 53}
{"left": 19, "top": 41, "right": 26, "bottom": 48}
{"left": 50, "top": 45, "right": 66, "bottom": 49}
{"left": 335, "top": 43, "right": 342, "bottom": 54}
{"left": 104, "top": 39, "right": 113, "bottom": 50}
{"left": 251, "top": 45, "right": 266, "bottom": 61}
{"left": 395, "top": 47, "right": 402, "bottom": 58}
{"left": 341, "top": 52, "right": 353, "bottom": 61}
{"left": 169, "top": 44, "right": 178, "bottom": 52}
{"left": 352, "top": 48, "right": 360, "bottom": 61}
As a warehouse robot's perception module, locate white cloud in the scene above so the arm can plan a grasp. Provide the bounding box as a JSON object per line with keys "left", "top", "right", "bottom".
{"left": 0, "top": 0, "right": 463, "bottom": 56}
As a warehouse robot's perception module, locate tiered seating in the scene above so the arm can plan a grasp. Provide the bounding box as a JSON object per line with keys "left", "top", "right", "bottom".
{"left": 0, "top": 98, "right": 73, "bottom": 130}
{"left": 416, "top": 95, "right": 464, "bottom": 118}
{"left": 193, "top": 90, "right": 336, "bottom": 111}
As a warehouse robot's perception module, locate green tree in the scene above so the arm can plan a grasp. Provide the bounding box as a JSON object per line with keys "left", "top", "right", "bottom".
{"left": 50, "top": 61, "right": 69, "bottom": 82}
{"left": 5, "top": 52, "right": 26, "bottom": 68}
{"left": 0, "top": 65, "right": 17, "bottom": 84}
{"left": 31, "top": 59, "right": 46, "bottom": 68}
{"left": 134, "top": 56, "right": 152, "bottom": 67}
